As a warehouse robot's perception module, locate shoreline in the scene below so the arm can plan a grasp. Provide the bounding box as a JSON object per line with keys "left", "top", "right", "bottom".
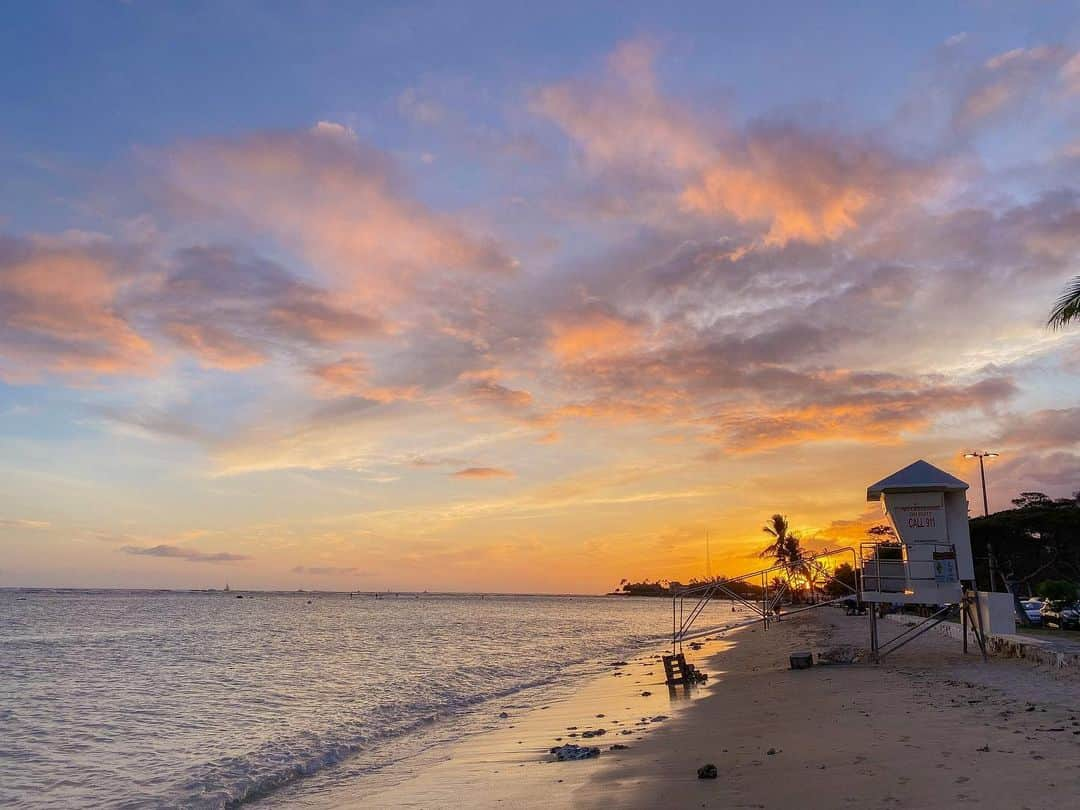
{"left": 291, "top": 607, "right": 1080, "bottom": 809}
{"left": 263, "top": 612, "right": 747, "bottom": 808}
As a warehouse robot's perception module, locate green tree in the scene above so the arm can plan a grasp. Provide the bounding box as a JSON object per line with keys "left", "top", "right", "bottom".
{"left": 969, "top": 496, "right": 1080, "bottom": 591}
{"left": 1048, "top": 275, "right": 1080, "bottom": 329}
{"left": 1036, "top": 579, "right": 1078, "bottom": 603}
{"left": 1012, "top": 492, "right": 1053, "bottom": 509}
{"left": 825, "top": 562, "right": 858, "bottom": 597}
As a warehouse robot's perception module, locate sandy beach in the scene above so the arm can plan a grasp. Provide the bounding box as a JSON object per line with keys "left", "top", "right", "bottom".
{"left": 578, "top": 610, "right": 1080, "bottom": 809}
{"left": 320, "top": 608, "right": 1080, "bottom": 810}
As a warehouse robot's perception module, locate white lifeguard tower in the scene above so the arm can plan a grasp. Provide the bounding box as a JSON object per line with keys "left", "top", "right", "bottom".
{"left": 861, "top": 460, "right": 988, "bottom": 660}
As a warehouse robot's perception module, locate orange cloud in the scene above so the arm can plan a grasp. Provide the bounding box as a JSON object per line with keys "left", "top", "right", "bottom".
{"left": 548, "top": 307, "right": 643, "bottom": 362}
{"left": 450, "top": 466, "right": 514, "bottom": 479}
{"left": 712, "top": 375, "right": 1017, "bottom": 454}
{"left": 679, "top": 130, "right": 915, "bottom": 246}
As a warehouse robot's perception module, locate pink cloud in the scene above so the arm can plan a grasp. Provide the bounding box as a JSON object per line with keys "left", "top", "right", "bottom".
{"left": 164, "top": 322, "right": 266, "bottom": 370}
{"left": 160, "top": 125, "right": 515, "bottom": 304}
{"left": 310, "top": 354, "right": 421, "bottom": 402}
{"left": 533, "top": 40, "right": 936, "bottom": 246}
{"left": 0, "top": 235, "right": 153, "bottom": 380}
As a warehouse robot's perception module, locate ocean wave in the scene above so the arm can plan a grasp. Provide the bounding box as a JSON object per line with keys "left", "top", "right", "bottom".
{"left": 151, "top": 640, "right": 643, "bottom": 807}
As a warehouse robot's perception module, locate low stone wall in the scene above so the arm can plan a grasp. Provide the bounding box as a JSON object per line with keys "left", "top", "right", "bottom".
{"left": 883, "top": 613, "right": 1080, "bottom": 671}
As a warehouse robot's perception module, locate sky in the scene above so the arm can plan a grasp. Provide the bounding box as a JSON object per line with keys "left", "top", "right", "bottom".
{"left": 2, "top": 1, "right": 1079, "bottom": 593}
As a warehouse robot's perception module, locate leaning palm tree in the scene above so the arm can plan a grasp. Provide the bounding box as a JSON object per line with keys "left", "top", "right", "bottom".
{"left": 1048, "top": 275, "right": 1080, "bottom": 329}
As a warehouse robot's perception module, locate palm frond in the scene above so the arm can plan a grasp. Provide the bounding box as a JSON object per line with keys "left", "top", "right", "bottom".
{"left": 1048, "top": 275, "right": 1080, "bottom": 330}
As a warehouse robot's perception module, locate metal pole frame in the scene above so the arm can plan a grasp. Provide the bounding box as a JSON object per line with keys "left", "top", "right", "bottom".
{"left": 671, "top": 547, "right": 860, "bottom": 646}
{"left": 873, "top": 603, "right": 955, "bottom": 660}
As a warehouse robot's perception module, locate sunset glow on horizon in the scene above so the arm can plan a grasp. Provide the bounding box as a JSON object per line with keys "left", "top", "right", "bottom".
{"left": 2, "top": 2, "right": 1079, "bottom": 592}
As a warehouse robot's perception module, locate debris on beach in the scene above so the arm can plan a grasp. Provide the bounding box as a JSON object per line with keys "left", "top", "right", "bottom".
{"left": 697, "top": 763, "right": 718, "bottom": 779}
{"left": 817, "top": 645, "right": 860, "bottom": 665}
{"left": 581, "top": 729, "right": 607, "bottom": 738}
{"left": 498, "top": 711, "right": 510, "bottom": 718}
{"left": 550, "top": 744, "right": 600, "bottom": 761}
{"left": 609, "top": 744, "right": 629, "bottom": 750}
{"left": 608, "top": 661, "right": 629, "bottom": 667}
{"left": 640, "top": 691, "right": 652, "bottom": 697}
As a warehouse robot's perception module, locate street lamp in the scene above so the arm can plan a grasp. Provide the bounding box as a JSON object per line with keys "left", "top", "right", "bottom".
{"left": 964, "top": 451, "right": 1001, "bottom": 592}
{"left": 963, "top": 451, "right": 999, "bottom": 517}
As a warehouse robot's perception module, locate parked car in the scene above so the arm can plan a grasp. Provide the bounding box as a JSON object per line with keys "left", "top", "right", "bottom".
{"left": 1020, "top": 600, "right": 1043, "bottom": 627}
{"left": 1040, "top": 601, "right": 1080, "bottom": 630}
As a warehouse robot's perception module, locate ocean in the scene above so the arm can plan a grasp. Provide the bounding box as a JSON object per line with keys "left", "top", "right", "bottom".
{"left": 0, "top": 589, "right": 694, "bottom": 808}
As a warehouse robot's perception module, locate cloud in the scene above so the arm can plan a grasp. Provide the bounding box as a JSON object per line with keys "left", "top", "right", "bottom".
{"left": 0, "top": 234, "right": 153, "bottom": 380}
{"left": 992, "top": 451, "right": 1080, "bottom": 498}
{"left": 450, "top": 466, "right": 515, "bottom": 479}
{"left": 0, "top": 519, "right": 50, "bottom": 529}
{"left": 547, "top": 305, "right": 644, "bottom": 363}
{"left": 160, "top": 125, "right": 515, "bottom": 303}
{"left": 1062, "top": 53, "right": 1080, "bottom": 95}
{"left": 466, "top": 377, "right": 534, "bottom": 409}
{"left": 290, "top": 565, "right": 361, "bottom": 575}
{"left": 710, "top": 374, "right": 1018, "bottom": 454}
{"left": 310, "top": 355, "right": 420, "bottom": 402}
{"left": 955, "top": 45, "right": 1069, "bottom": 127}
{"left": 398, "top": 87, "right": 445, "bottom": 125}
{"left": 533, "top": 39, "right": 936, "bottom": 246}
{"left": 120, "top": 544, "right": 250, "bottom": 562}
{"left": 997, "top": 406, "right": 1080, "bottom": 450}
{"left": 153, "top": 246, "right": 382, "bottom": 369}
{"left": 679, "top": 125, "right": 933, "bottom": 246}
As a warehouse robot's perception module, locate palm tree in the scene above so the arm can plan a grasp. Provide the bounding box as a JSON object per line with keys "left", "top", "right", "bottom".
{"left": 1048, "top": 275, "right": 1080, "bottom": 329}
{"left": 760, "top": 514, "right": 794, "bottom": 564}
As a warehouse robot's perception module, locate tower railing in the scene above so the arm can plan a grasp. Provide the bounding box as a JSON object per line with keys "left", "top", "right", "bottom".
{"left": 671, "top": 547, "right": 860, "bottom": 653}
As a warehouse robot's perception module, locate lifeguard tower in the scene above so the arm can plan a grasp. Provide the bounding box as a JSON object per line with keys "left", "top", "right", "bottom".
{"left": 861, "top": 460, "right": 988, "bottom": 661}
{"left": 667, "top": 458, "right": 1000, "bottom": 669}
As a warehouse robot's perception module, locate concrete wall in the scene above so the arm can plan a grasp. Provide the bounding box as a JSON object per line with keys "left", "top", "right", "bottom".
{"left": 884, "top": 612, "right": 1080, "bottom": 672}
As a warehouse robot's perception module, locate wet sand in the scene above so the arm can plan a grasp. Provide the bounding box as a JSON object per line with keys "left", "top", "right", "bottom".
{"left": 316, "top": 608, "right": 1080, "bottom": 809}
{"left": 317, "top": 629, "right": 730, "bottom": 808}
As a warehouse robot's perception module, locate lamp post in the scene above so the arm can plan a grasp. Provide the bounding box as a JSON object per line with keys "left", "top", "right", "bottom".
{"left": 964, "top": 451, "right": 999, "bottom": 517}
{"left": 964, "top": 451, "right": 1001, "bottom": 591}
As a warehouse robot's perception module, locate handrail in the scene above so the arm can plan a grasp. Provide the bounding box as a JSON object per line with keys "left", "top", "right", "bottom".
{"left": 671, "top": 546, "right": 859, "bottom": 653}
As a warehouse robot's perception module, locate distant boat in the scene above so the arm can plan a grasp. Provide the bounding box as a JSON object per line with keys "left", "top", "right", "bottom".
{"left": 224, "top": 583, "right": 231, "bottom": 593}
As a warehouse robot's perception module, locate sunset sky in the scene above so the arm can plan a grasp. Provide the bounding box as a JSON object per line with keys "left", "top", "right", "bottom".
{"left": 2, "top": 2, "right": 1079, "bottom": 592}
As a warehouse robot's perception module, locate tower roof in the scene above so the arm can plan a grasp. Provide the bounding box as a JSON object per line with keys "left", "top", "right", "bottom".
{"left": 866, "top": 459, "right": 968, "bottom": 501}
